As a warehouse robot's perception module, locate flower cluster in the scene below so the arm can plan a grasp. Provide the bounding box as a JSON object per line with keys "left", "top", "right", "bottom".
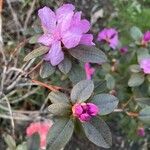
{"left": 72, "top": 102, "right": 99, "bottom": 122}
{"left": 26, "top": 121, "right": 53, "bottom": 149}
{"left": 137, "top": 127, "right": 145, "bottom": 137}
{"left": 38, "top": 4, "right": 94, "bottom": 66}
{"left": 140, "top": 58, "right": 150, "bottom": 74}
{"left": 97, "top": 28, "right": 119, "bottom": 49}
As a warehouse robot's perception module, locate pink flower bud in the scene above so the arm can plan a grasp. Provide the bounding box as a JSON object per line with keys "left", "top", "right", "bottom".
{"left": 72, "top": 102, "right": 99, "bottom": 122}
{"left": 137, "top": 127, "right": 145, "bottom": 137}
{"left": 119, "top": 47, "right": 128, "bottom": 54}
{"left": 143, "top": 31, "right": 150, "bottom": 42}
{"left": 87, "top": 103, "right": 99, "bottom": 116}
{"left": 26, "top": 120, "right": 53, "bottom": 149}
{"left": 84, "top": 63, "right": 95, "bottom": 80}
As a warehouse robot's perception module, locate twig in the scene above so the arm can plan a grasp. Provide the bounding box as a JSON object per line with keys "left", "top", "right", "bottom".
{"left": 4, "top": 94, "right": 15, "bottom": 135}
{"left": 0, "top": 113, "right": 31, "bottom": 121}
{"left": 24, "top": 0, "right": 36, "bottom": 30}
{"left": 6, "top": 0, "right": 23, "bottom": 38}
{"left": 10, "top": 87, "right": 39, "bottom": 104}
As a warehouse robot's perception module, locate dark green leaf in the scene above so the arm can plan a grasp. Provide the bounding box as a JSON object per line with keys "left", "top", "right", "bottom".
{"left": 24, "top": 46, "right": 49, "bottom": 61}
{"left": 40, "top": 61, "right": 55, "bottom": 78}
{"left": 92, "top": 94, "right": 119, "bottom": 115}
{"left": 47, "top": 118, "right": 74, "bottom": 150}
{"left": 27, "top": 133, "right": 40, "bottom": 150}
{"left": 68, "top": 64, "right": 86, "bottom": 84}
{"left": 69, "top": 45, "right": 107, "bottom": 64}
{"left": 130, "top": 26, "right": 143, "bottom": 41}
{"left": 135, "top": 97, "right": 150, "bottom": 108}
{"left": 48, "top": 91, "right": 69, "bottom": 104}
{"left": 71, "top": 80, "right": 94, "bottom": 103}
{"left": 105, "top": 74, "right": 115, "bottom": 90}
{"left": 128, "top": 73, "right": 144, "bottom": 87}
{"left": 139, "top": 106, "right": 150, "bottom": 124}
{"left": 94, "top": 80, "right": 107, "bottom": 94}
{"left": 82, "top": 117, "right": 112, "bottom": 148}
{"left": 48, "top": 103, "right": 71, "bottom": 116}
{"left": 58, "top": 56, "right": 72, "bottom": 74}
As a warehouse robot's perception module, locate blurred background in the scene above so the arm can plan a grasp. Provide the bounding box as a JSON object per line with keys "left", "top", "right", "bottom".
{"left": 0, "top": 0, "right": 150, "bottom": 149}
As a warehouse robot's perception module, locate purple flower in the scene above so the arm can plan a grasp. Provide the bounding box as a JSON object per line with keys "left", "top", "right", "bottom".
{"left": 38, "top": 4, "right": 94, "bottom": 66}
{"left": 84, "top": 63, "right": 95, "bottom": 80}
{"left": 119, "top": 47, "right": 128, "bottom": 54}
{"left": 143, "top": 31, "right": 150, "bottom": 42}
{"left": 137, "top": 127, "right": 145, "bottom": 137}
{"left": 72, "top": 102, "right": 99, "bottom": 122}
{"left": 140, "top": 58, "right": 150, "bottom": 74}
{"left": 97, "top": 28, "right": 119, "bottom": 49}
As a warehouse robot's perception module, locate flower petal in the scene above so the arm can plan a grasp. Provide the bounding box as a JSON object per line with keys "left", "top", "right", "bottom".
{"left": 38, "top": 34, "right": 54, "bottom": 46}
{"left": 38, "top": 6, "right": 56, "bottom": 33}
{"left": 62, "top": 29, "right": 82, "bottom": 48}
{"left": 109, "top": 35, "right": 119, "bottom": 49}
{"left": 79, "top": 34, "right": 95, "bottom": 46}
{"left": 44, "top": 41, "right": 64, "bottom": 66}
{"left": 56, "top": 4, "right": 75, "bottom": 32}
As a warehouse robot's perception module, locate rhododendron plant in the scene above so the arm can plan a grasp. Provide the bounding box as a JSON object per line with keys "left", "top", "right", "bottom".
{"left": 38, "top": 4, "right": 94, "bottom": 66}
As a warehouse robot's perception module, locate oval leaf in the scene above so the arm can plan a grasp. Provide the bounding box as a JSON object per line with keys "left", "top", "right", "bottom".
{"left": 130, "top": 26, "right": 143, "bottom": 41}
{"left": 24, "top": 46, "right": 49, "bottom": 61}
{"left": 47, "top": 118, "right": 74, "bottom": 150}
{"left": 58, "top": 56, "right": 72, "bottom": 74}
{"left": 71, "top": 80, "right": 94, "bottom": 103}
{"left": 27, "top": 133, "right": 40, "bottom": 150}
{"left": 40, "top": 61, "right": 55, "bottom": 78}
{"left": 92, "top": 94, "right": 119, "bottom": 115}
{"left": 48, "top": 103, "right": 71, "bottom": 116}
{"left": 68, "top": 64, "right": 86, "bottom": 84}
{"left": 105, "top": 74, "right": 115, "bottom": 90}
{"left": 139, "top": 106, "right": 150, "bottom": 125}
{"left": 69, "top": 45, "right": 107, "bottom": 64}
{"left": 82, "top": 117, "right": 112, "bottom": 148}
{"left": 135, "top": 97, "right": 150, "bottom": 108}
{"left": 128, "top": 73, "right": 144, "bottom": 87}
{"left": 129, "top": 64, "right": 141, "bottom": 73}
{"left": 48, "top": 91, "right": 69, "bottom": 104}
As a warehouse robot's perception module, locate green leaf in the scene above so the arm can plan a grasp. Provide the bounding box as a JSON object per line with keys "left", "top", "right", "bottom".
{"left": 58, "top": 56, "right": 72, "bottom": 74}
{"left": 105, "top": 74, "right": 115, "bottom": 90}
{"left": 29, "top": 35, "right": 40, "bottom": 44}
{"left": 130, "top": 26, "right": 143, "bottom": 41}
{"left": 82, "top": 117, "right": 112, "bottom": 148}
{"left": 135, "top": 97, "right": 150, "bottom": 108}
{"left": 71, "top": 80, "right": 94, "bottom": 103}
{"left": 128, "top": 73, "right": 144, "bottom": 87}
{"left": 27, "top": 133, "right": 40, "bottom": 150}
{"left": 69, "top": 45, "right": 107, "bottom": 64}
{"left": 40, "top": 61, "right": 55, "bottom": 78}
{"left": 68, "top": 64, "right": 86, "bottom": 84}
{"left": 48, "top": 103, "right": 71, "bottom": 116}
{"left": 92, "top": 94, "right": 119, "bottom": 115}
{"left": 129, "top": 64, "right": 141, "bottom": 73}
{"left": 137, "top": 48, "right": 150, "bottom": 63}
{"left": 24, "top": 46, "right": 49, "bottom": 61}
{"left": 48, "top": 91, "right": 69, "bottom": 104}
{"left": 47, "top": 118, "right": 74, "bottom": 150}
{"left": 139, "top": 106, "right": 150, "bottom": 125}
{"left": 3, "top": 134, "right": 16, "bottom": 150}
{"left": 94, "top": 80, "right": 107, "bottom": 94}
{"left": 16, "top": 142, "right": 27, "bottom": 150}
